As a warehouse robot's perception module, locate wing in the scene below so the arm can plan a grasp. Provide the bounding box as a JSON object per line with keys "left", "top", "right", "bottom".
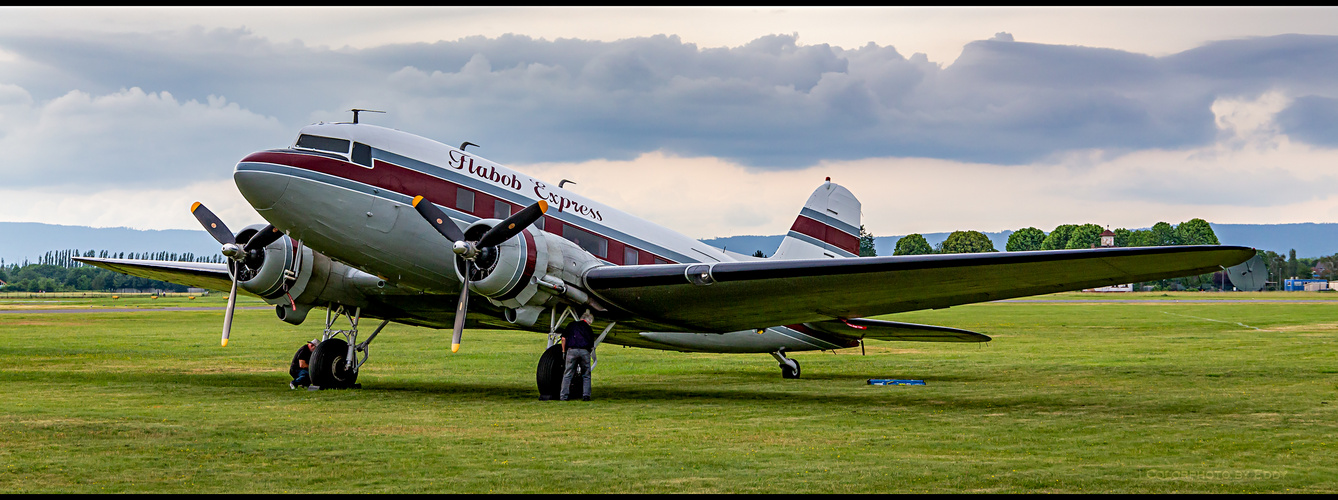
{"left": 73, "top": 257, "right": 237, "bottom": 294}
{"left": 585, "top": 245, "right": 1255, "bottom": 332}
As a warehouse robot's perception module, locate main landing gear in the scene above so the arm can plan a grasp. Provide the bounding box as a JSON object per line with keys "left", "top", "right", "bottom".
{"left": 771, "top": 349, "right": 801, "bottom": 379}
{"left": 308, "top": 304, "right": 387, "bottom": 390}
{"left": 535, "top": 306, "right": 615, "bottom": 400}
{"left": 536, "top": 343, "right": 584, "bottom": 400}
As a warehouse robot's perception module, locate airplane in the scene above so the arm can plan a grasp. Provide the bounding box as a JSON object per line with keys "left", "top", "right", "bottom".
{"left": 75, "top": 110, "right": 1255, "bottom": 396}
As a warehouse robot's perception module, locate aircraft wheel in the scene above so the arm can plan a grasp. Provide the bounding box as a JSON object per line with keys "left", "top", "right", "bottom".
{"left": 536, "top": 344, "right": 585, "bottom": 399}
{"left": 536, "top": 344, "right": 565, "bottom": 399}
{"left": 310, "top": 338, "right": 358, "bottom": 388}
{"left": 781, "top": 358, "right": 801, "bottom": 379}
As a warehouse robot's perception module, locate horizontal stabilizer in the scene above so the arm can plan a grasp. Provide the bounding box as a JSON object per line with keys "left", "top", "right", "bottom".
{"left": 803, "top": 318, "right": 990, "bottom": 343}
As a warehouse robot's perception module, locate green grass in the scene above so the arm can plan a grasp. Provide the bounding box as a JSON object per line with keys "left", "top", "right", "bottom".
{"left": 1, "top": 294, "right": 1335, "bottom": 492}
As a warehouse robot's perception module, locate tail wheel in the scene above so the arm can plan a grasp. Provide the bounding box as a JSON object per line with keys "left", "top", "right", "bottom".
{"left": 781, "top": 358, "right": 801, "bottom": 379}
{"left": 310, "top": 338, "right": 358, "bottom": 388}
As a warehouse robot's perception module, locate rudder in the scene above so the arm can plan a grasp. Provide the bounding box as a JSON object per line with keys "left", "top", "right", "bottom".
{"left": 772, "top": 178, "right": 862, "bottom": 259}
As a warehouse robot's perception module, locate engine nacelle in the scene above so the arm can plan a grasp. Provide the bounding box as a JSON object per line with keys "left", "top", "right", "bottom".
{"left": 231, "top": 224, "right": 388, "bottom": 325}
{"left": 458, "top": 220, "right": 607, "bottom": 327}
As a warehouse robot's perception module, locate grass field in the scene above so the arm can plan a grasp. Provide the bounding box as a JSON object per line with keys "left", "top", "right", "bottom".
{"left": 1, "top": 292, "right": 1335, "bottom": 493}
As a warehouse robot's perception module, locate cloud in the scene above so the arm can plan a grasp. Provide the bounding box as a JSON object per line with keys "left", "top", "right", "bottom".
{"left": 1276, "top": 94, "right": 1338, "bottom": 148}
{"left": 0, "top": 86, "right": 288, "bottom": 190}
{"left": 6, "top": 29, "right": 1338, "bottom": 172}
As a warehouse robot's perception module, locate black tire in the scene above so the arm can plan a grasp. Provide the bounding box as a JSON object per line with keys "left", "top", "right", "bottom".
{"left": 781, "top": 358, "right": 801, "bottom": 379}
{"left": 310, "top": 338, "right": 358, "bottom": 388}
{"left": 536, "top": 344, "right": 585, "bottom": 399}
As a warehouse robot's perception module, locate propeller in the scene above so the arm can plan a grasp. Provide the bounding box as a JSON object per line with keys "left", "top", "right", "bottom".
{"left": 412, "top": 195, "right": 548, "bottom": 353}
{"left": 190, "top": 202, "right": 285, "bottom": 346}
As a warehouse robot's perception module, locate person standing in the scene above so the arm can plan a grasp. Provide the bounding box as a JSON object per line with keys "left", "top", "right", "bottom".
{"left": 290, "top": 339, "right": 318, "bottom": 389}
{"left": 559, "top": 310, "right": 596, "bottom": 401}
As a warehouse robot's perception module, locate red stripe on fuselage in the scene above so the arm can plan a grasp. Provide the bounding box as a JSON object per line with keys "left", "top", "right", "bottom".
{"left": 242, "top": 150, "right": 676, "bottom": 266}
{"left": 242, "top": 150, "right": 471, "bottom": 213}
{"left": 789, "top": 215, "right": 859, "bottom": 255}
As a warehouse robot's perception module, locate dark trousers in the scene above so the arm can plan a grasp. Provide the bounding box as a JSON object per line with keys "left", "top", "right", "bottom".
{"left": 560, "top": 348, "right": 592, "bottom": 400}
{"left": 293, "top": 368, "right": 310, "bottom": 387}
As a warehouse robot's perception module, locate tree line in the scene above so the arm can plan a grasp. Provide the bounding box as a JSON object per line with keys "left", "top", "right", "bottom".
{"left": 0, "top": 249, "right": 223, "bottom": 293}
{"left": 879, "top": 218, "right": 1240, "bottom": 291}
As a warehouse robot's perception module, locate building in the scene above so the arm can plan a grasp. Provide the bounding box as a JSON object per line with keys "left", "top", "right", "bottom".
{"left": 1083, "top": 229, "right": 1131, "bottom": 292}
{"left": 1283, "top": 278, "right": 1328, "bottom": 291}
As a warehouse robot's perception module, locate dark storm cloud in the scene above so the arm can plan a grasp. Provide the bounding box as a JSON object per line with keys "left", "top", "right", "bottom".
{"left": 2, "top": 28, "right": 1337, "bottom": 177}
{"left": 1276, "top": 95, "right": 1338, "bottom": 147}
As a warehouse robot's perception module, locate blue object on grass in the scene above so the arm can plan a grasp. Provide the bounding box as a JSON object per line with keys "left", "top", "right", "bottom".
{"left": 868, "top": 379, "right": 925, "bottom": 385}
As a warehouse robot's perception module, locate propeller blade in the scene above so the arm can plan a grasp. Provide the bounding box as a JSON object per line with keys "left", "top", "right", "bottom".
{"left": 412, "top": 195, "right": 467, "bottom": 243}
{"left": 451, "top": 261, "right": 471, "bottom": 353}
{"left": 222, "top": 274, "right": 238, "bottom": 346}
{"left": 191, "top": 202, "right": 236, "bottom": 245}
{"left": 476, "top": 200, "right": 549, "bottom": 248}
{"left": 243, "top": 224, "right": 284, "bottom": 252}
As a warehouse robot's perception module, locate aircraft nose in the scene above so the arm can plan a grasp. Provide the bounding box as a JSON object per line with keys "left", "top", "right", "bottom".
{"left": 234, "top": 166, "right": 290, "bottom": 211}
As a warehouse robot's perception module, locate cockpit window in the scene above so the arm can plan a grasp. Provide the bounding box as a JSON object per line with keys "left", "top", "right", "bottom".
{"left": 352, "top": 142, "right": 372, "bottom": 167}
{"left": 295, "top": 134, "right": 351, "bottom": 154}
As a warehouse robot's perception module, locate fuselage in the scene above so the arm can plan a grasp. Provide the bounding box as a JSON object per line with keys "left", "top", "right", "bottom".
{"left": 233, "top": 122, "right": 851, "bottom": 353}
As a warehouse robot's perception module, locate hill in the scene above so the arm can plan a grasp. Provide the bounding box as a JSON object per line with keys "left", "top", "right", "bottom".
{"left": 0, "top": 222, "right": 221, "bottom": 266}
{"left": 4, "top": 221, "right": 1338, "bottom": 265}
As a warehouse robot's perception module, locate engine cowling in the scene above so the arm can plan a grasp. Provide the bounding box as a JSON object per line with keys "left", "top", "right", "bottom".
{"left": 456, "top": 219, "right": 607, "bottom": 327}
{"left": 231, "top": 224, "right": 386, "bottom": 325}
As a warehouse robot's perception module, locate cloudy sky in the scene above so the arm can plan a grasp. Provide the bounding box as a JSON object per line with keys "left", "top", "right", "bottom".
{"left": 3, "top": 7, "right": 1338, "bottom": 240}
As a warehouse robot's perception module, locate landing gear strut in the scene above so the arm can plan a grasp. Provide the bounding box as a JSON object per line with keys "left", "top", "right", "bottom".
{"left": 771, "top": 350, "right": 801, "bottom": 379}
{"left": 310, "top": 304, "right": 387, "bottom": 389}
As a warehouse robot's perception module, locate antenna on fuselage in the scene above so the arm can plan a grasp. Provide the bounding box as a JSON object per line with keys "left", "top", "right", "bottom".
{"left": 349, "top": 108, "right": 384, "bottom": 124}
{"left": 559, "top": 179, "right": 576, "bottom": 188}
{"left": 460, "top": 142, "right": 479, "bottom": 152}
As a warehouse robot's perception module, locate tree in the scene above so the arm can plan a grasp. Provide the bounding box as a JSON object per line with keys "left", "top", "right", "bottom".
{"left": 1288, "top": 249, "right": 1298, "bottom": 279}
{"left": 1040, "top": 224, "right": 1076, "bottom": 250}
{"left": 938, "top": 230, "right": 997, "bottom": 254}
{"left": 1148, "top": 222, "right": 1175, "bottom": 246}
{"left": 1065, "top": 223, "right": 1105, "bottom": 249}
{"left": 1174, "top": 218, "right": 1219, "bottom": 246}
{"left": 859, "top": 225, "right": 877, "bottom": 257}
{"left": 893, "top": 234, "right": 933, "bottom": 256}
{"left": 752, "top": 250, "right": 766, "bottom": 258}
{"left": 1113, "top": 228, "right": 1133, "bottom": 247}
{"left": 1005, "top": 227, "right": 1045, "bottom": 252}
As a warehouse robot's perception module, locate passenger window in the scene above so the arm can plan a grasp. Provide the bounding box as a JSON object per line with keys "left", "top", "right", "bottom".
{"left": 295, "top": 134, "right": 350, "bottom": 154}
{"left": 624, "top": 247, "right": 639, "bottom": 265}
{"left": 352, "top": 142, "right": 372, "bottom": 167}
{"left": 654, "top": 257, "right": 669, "bottom": 265}
{"left": 494, "top": 200, "right": 511, "bottom": 219}
{"left": 456, "top": 188, "right": 474, "bottom": 212}
{"left": 562, "top": 225, "right": 608, "bottom": 258}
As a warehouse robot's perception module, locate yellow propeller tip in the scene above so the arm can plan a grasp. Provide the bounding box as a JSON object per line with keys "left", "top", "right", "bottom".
{"left": 538, "top": 200, "right": 549, "bottom": 213}
{"left": 412, "top": 195, "right": 424, "bottom": 207}
{"left": 191, "top": 201, "right": 201, "bottom": 212}
{"left": 221, "top": 338, "right": 229, "bottom": 347}
{"left": 451, "top": 343, "right": 460, "bottom": 353}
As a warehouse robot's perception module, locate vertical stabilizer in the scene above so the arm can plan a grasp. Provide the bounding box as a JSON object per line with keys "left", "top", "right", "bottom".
{"left": 771, "top": 179, "right": 862, "bottom": 259}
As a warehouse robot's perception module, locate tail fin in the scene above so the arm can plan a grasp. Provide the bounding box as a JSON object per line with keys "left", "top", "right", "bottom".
{"left": 772, "top": 178, "right": 862, "bottom": 259}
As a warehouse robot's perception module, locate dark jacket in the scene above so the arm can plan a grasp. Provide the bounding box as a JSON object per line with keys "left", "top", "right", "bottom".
{"left": 289, "top": 344, "right": 314, "bottom": 379}
{"left": 561, "top": 320, "right": 595, "bottom": 350}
